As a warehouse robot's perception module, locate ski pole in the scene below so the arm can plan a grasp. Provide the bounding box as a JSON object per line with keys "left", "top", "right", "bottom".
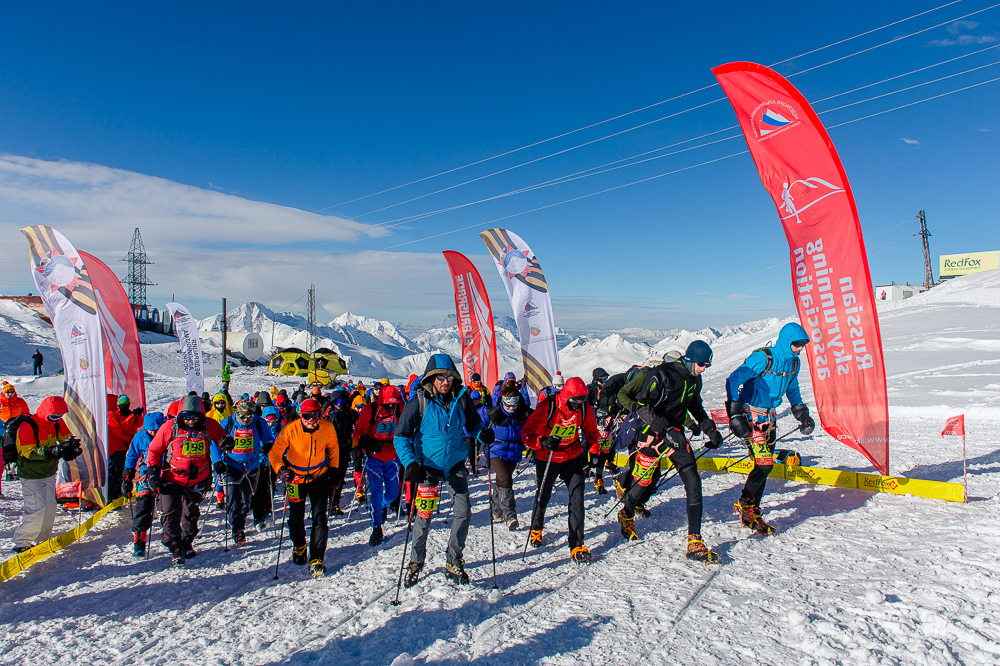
{"left": 272, "top": 490, "right": 289, "bottom": 580}
{"left": 723, "top": 454, "right": 750, "bottom": 471}
{"left": 602, "top": 447, "right": 674, "bottom": 519}
{"left": 774, "top": 427, "right": 801, "bottom": 443}
{"left": 390, "top": 499, "right": 417, "bottom": 606}
{"left": 647, "top": 447, "right": 712, "bottom": 497}
{"left": 522, "top": 453, "right": 554, "bottom": 560}
{"left": 223, "top": 474, "right": 230, "bottom": 553}
{"left": 486, "top": 442, "right": 498, "bottom": 590}
{"left": 146, "top": 491, "right": 160, "bottom": 562}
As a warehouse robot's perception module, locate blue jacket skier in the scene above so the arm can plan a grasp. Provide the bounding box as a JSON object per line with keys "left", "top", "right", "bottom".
{"left": 725, "top": 322, "right": 816, "bottom": 535}
{"left": 122, "top": 411, "right": 166, "bottom": 557}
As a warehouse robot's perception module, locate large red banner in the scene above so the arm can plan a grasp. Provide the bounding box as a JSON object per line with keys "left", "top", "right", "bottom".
{"left": 80, "top": 252, "right": 147, "bottom": 412}
{"left": 443, "top": 251, "right": 499, "bottom": 391}
{"left": 713, "top": 62, "right": 889, "bottom": 475}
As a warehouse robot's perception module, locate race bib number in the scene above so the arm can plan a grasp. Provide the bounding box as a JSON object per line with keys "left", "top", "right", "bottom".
{"left": 181, "top": 436, "right": 206, "bottom": 458}
{"left": 415, "top": 484, "right": 440, "bottom": 519}
{"left": 233, "top": 428, "right": 254, "bottom": 454}
{"left": 286, "top": 483, "right": 301, "bottom": 501}
{"left": 375, "top": 417, "right": 397, "bottom": 439}
{"left": 600, "top": 437, "right": 614, "bottom": 453}
{"left": 632, "top": 451, "right": 658, "bottom": 487}
{"left": 550, "top": 423, "right": 578, "bottom": 441}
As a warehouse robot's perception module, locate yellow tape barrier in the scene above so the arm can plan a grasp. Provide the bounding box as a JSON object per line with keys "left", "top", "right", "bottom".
{"left": 0, "top": 493, "right": 131, "bottom": 583}
{"left": 613, "top": 453, "right": 965, "bottom": 503}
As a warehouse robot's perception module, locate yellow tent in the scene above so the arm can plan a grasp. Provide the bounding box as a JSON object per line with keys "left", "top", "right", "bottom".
{"left": 268, "top": 347, "right": 348, "bottom": 385}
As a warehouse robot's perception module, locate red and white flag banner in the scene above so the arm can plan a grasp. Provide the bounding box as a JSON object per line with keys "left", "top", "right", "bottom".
{"left": 442, "top": 251, "right": 499, "bottom": 390}
{"left": 941, "top": 415, "right": 965, "bottom": 437}
{"left": 713, "top": 62, "right": 889, "bottom": 475}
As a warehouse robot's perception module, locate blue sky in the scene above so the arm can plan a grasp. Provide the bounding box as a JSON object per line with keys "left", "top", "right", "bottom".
{"left": 1, "top": 1, "right": 997, "bottom": 330}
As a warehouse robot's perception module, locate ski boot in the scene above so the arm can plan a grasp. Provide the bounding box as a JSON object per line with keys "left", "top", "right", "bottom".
{"left": 355, "top": 489, "right": 366, "bottom": 505}
{"left": 529, "top": 529, "right": 543, "bottom": 548}
{"left": 594, "top": 478, "right": 607, "bottom": 495}
{"left": 618, "top": 509, "right": 638, "bottom": 541}
{"left": 382, "top": 507, "right": 388, "bottom": 523}
{"left": 404, "top": 561, "right": 423, "bottom": 588}
{"left": 215, "top": 491, "right": 225, "bottom": 510}
{"left": 614, "top": 479, "right": 627, "bottom": 500}
{"left": 132, "top": 531, "right": 147, "bottom": 558}
{"left": 571, "top": 545, "right": 592, "bottom": 564}
{"left": 734, "top": 498, "right": 755, "bottom": 528}
{"left": 12, "top": 544, "right": 34, "bottom": 554}
{"left": 309, "top": 559, "right": 326, "bottom": 577}
{"left": 445, "top": 561, "right": 470, "bottom": 585}
{"left": 181, "top": 540, "right": 197, "bottom": 559}
{"left": 329, "top": 504, "right": 346, "bottom": 517}
{"left": 750, "top": 506, "right": 777, "bottom": 536}
{"left": 368, "top": 526, "right": 383, "bottom": 547}
{"left": 171, "top": 553, "right": 186, "bottom": 568}
{"left": 506, "top": 516, "right": 519, "bottom": 531}
{"left": 292, "top": 544, "right": 308, "bottom": 565}
{"left": 233, "top": 530, "right": 246, "bottom": 546}
{"left": 634, "top": 504, "right": 651, "bottom": 519}
{"left": 686, "top": 534, "right": 720, "bottom": 564}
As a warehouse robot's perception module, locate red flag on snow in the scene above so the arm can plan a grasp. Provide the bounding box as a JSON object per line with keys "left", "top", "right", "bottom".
{"left": 442, "top": 251, "right": 499, "bottom": 390}
{"left": 713, "top": 62, "right": 890, "bottom": 475}
{"left": 941, "top": 415, "right": 965, "bottom": 437}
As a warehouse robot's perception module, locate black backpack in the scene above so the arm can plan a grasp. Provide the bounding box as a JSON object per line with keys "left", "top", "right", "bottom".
{"left": 3, "top": 414, "right": 40, "bottom": 465}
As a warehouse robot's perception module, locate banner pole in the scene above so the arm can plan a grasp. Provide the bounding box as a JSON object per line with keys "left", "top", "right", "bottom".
{"left": 963, "top": 433, "right": 968, "bottom": 503}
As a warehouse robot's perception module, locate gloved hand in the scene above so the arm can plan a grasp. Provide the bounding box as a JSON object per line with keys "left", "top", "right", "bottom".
{"left": 406, "top": 462, "right": 426, "bottom": 484}
{"left": 636, "top": 405, "right": 668, "bottom": 435}
{"left": 213, "top": 461, "right": 226, "bottom": 475}
{"left": 476, "top": 428, "right": 495, "bottom": 445}
{"left": 220, "top": 436, "right": 236, "bottom": 452}
{"left": 665, "top": 428, "right": 687, "bottom": 452}
{"left": 146, "top": 466, "right": 161, "bottom": 494}
{"left": 132, "top": 406, "right": 144, "bottom": 417}
{"left": 41, "top": 446, "right": 61, "bottom": 459}
{"left": 727, "top": 400, "right": 752, "bottom": 439}
{"left": 791, "top": 404, "right": 815, "bottom": 435}
{"left": 699, "top": 419, "right": 723, "bottom": 449}
{"left": 359, "top": 436, "right": 378, "bottom": 455}
{"left": 60, "top": 438, "right": 84, "bottom": 461}
{"left": 277, "top": 467, "right": 294, "bottom": 484}
{"left": 689, "top": 420, "right": 702, "bottom": 437}
{"left": 121, "top": 477, "right": 133, "bottom": 496}
{"left": 540, "top": 435, "right": 562, "bottom": 451}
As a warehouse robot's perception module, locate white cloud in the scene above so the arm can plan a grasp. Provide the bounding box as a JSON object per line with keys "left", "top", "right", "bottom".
{"left": 928, "top": 21, "right": 997, "bottom": 46}
{"left": 900, "top": 137, "right": 921, "bottom": 145}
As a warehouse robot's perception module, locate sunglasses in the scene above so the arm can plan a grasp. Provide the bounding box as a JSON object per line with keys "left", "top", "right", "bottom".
{"left": 214, "top": 401, "right": 226, "bottom": 407}
{"left": 695, "top": 362, "right": 711, "bottom": 369}
{"left": 433, "top": 375, "right": 454, "bottom": 383}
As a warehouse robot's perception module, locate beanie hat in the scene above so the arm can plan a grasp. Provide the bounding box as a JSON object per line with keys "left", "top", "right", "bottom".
{"left": 470, "top": 373, "right": 481, "bottom": 383}
{"left": 470, "top": 390, "right": 482, "bottom": 401}
{"left": 552, "top": 372, "right": 565, "bottom": 388}
{"left": 299, "top": 398, "right": 322, "bottom": 414}
{"left": 117, "top": 394, "right": 130, "bottom": 406}
{"left": 683, "top": 340, "right": 713, "bottom": 366}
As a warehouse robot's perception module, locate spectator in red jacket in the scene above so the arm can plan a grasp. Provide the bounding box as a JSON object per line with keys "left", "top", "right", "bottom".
{"left": 521, "top": 376, "right": 599, "bottom": 564}
{"left": 352, "top": 384, "right": 403, "bottom": 548}
{"left": 107, "top": 394, "right": 142, "bottom": 502}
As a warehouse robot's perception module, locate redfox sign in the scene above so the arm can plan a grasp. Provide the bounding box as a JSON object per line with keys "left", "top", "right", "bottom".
{"left": 939, "top": 251, "right": 999, "bottom": 277}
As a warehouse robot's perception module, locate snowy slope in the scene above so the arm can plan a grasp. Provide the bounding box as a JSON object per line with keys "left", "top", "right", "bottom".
{"left": 0, "top": 273, "right": 999, "bottom": 664}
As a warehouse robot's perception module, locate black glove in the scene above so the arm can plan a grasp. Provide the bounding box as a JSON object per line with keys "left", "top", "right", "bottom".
{"left": 689, "top": 420, "right": 702, "bottom": 437}
{"left": 277, "top": 466, "right": 294, "bottom": 484}
{"left": 699, "top": 419, "right": 723, "bottom": 449}
{"left": 726, "top": 400, "right": 752, "bottom": 439}
{"left": 121, "top": 477, "right": 133, "bottom": 496}
{"left": 41, "top": 446, "right": 61, "bottom": 459}
{"left": 406, "top": 462, "right": 426, "bottom": 484}
{"left": 360, "top": 436, "right": 378, "bottom": 455}
{"left": 726, "top": 400, "right": 745, "bottom": 418}
{"left": 146, "top": 466, "right": 161, "bottom": 494}
{"left": 132, "top": 407, "right": 144, "bottom": 417}
{"left": 477, "top": 428, "right": 495, "bottom": 445}
{"left": 220, "top": 436, "right": 236, "bottom": 453}
{"left": 213, "top": 461, "right": 226, "bottom": 475}
{"left": 60, "top": 438, "right": 84, "bottom": 461}
{"left": 540, "top": 435, "right": 562, "bottom": 451}
{"left": 665, "top": 428, "right": 687, "bottom": 451}
{"left": 791, "top": 404, "right": 815, "bottom": 435}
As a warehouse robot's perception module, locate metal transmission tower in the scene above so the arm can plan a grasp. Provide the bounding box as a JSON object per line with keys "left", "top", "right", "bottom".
{"left": 307, "top": 284, "right": 316, "bottom": 354}
{"left": 121, "top": 227, "right": 156, "bottom": 306}
{"left": 916, "top": 210, "right": 934, "bottom": 290}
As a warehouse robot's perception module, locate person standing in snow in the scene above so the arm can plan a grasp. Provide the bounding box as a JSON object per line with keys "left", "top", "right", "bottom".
{"left": 352, "top": 384, "right": 404, "bottom": 547}
{"left": 486, "top": 383, "right": 532, "bottom": 531}
{"left": 31, "top": 349, "right": 43, "bottom": 376}
{"left": 324, "top": 388, "right": 358, "bottom": 516}
{"left": 11, "top": 396, "right": 83, "bottom": 552}
{"left": 393, "top": 354, "right": 492, "bottom": 586}
{"left": 1, "top": 381, "right": 30, "bottom": 494}
{"left": 107, "top": 394, "right": 143, "bottom": 502}
{"left": 521, "top": 376, "right": 599, "bottom": 564}
{"left": 614, "top": 341, "right": 722, "bottom": 563}
{"left": 214, "top": 399, "right": 275, "bottom": 544}
{"left": 122, "top": 412, "right": 166, "bottom": 557}
{"left": 145, "top": 395, "right": 232, "bottom": 567}
{"left": 269, "top": 397, "right": 339, "bottom": 577}
{"left": 726, "top": 322, "right": 815, "bottom": 536}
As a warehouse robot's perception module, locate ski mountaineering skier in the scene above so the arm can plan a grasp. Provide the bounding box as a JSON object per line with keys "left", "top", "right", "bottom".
{"left": 521, "top": 376, "right": 599, "bottom": 564}
{"left": 122, "top": 411, "right": 166, "bottom": 557}
{"left": 393, "top": 353, "right": 492, "bottom": 586}
{"left": 614, "top": 341, "right": 723, "bottom": 563}
{"left": 269, "top": 397, "right": 339, "bottom": 576}
{"left": 486, "top": 382, "right": 531, "bottom": 531}
{"left": 726, "top": 322, "right": 815, "bottom": 535}
{"left": 145, "top": 394, "right": 232, "bottom": 567}
{"left": 325, "top": 387, "right": 358, "bottom": 516}
{"left": 214, "top": 399, "right": 275, "bottom": 545}
{"left": 352, "top": 384, "right": 404, "bottom": 547}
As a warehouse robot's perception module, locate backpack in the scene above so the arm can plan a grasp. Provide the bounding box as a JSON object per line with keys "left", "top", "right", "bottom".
{"left": 3, "top": 414, "right": 40, "bottom": 465}
{"left": 752, "top": 347, "right": 799, "bottom": 378}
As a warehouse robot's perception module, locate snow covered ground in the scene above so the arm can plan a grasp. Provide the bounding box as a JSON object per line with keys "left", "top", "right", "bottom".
{"left": 1, "top": 272, "right": 999, "bottom": 665}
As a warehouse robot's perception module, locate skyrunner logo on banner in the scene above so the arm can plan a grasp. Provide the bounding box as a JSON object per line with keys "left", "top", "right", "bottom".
{"left": 750, "top": 99, "right": 800, "bottom": 141}
{"left": 779, "top": 177, "right": 845, "bottom": 225}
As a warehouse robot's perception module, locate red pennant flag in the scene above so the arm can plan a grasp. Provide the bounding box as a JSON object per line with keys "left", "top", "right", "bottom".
{"left": 710, "top": 408, "right": 730, "bottom": 424}
{"left": 442, "top": 251, "right": 499, "bottom": 390}
{"left": 941, "top": 415, "right": 965, "bottom": 437}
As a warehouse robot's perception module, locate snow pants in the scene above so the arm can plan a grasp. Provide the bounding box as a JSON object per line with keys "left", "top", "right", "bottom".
{"left": 251, "top": 464, "right": 274, "bottom": 524}
{"left": 131, "top": 491, "right": 156, "bottom": 534}
{"left": 106, "top": 450, "right": 127, "bottom": 503}
{"left": 409, "top": 465, "right": 470, "bottom": 567}
{"left": 530, "top": 454, "right": 586, "bottom": 550}
{"left": 366, "top": 457, "right": 400, "bottom": 528}
{"left": 159, "top": 483, "right": 205, "bottom": 557}
{"left": 287, "top": 474, "right": 330, "bottom": 562}
{"left": 14, "top": 475, "right": 57, "bottom": 548}
{"left": 488, "top": 456, "right": 517, "bottom": 521}
{"left": 224, "top": 466, "right": 258, "bottom": 534}
{"left": 328, "top": 444, "right": 353, "bottom": 509}
{"left": 351, "top": 447, "right": 365, "bottom": 499}
{"left": 616, "top": 442, "right": 703, "bottom": 536}
{"left": 741, "top": 409, "right": 777, "bottom": 506}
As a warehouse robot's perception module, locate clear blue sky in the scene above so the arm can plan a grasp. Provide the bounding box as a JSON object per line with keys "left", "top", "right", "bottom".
{"left": 1, "top": 1, "right": 997, "bottom": 330}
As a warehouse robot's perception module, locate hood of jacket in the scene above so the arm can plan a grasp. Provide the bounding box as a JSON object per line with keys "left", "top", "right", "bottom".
{"left": 378, "top": 384, "right": 403, "bottom": 405}
{"left": 143, "top": 412, "right": 166, "bottom": 432}
{"left": 775, "top": 322, "right": 810, "bottom": 361}
{"left": 36, "top": 395, "right": 69, "bottom": 420}
{"left": 557, "top": 377, "right": 588, "bottom": 411}
{"left": 420, "top": 353, "right": 462, "bottom": 389}
{"left": 591, "top": 367, "right": 609, "bottom": 383}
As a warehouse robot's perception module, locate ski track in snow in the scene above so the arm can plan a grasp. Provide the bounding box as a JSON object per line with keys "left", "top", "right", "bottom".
{"left": 2, "top": 272, "right": 1000, "bottom": 664}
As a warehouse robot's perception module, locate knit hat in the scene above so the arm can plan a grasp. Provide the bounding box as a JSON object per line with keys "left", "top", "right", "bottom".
{"left": 470, "top": 373, "right": 481, "bottom": 383}
{"left": 683, "top": 340, "right": 713, "bottom": 366}
{"left": 552, "top": 372, "right": 565, "bottom": 388}
{"left": 235, "top": 399, "right": 254, "bottom": 416}
{"left": 117, "top": 394, "right": 130, "bottom": 406}
{"left": 299, "top": 398, "right": 322, "bottom": 415}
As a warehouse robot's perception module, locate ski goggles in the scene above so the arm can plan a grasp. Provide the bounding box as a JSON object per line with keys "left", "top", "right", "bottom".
{"left": 46, "top": 413, "right": 65, "bottom": 422}
{"left": 565, "top": 396, "right": 585, "bottom": 411}
{"left": 300, "top": 411, "right": 322, "bottom": 422}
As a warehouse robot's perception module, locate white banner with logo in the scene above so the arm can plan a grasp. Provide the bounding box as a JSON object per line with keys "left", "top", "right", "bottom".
{"left": 479, "top": 228, "right": 559, "bottom": 400}
{"left": 21, "top": 225, "right": 108, "bottom": 502}
{"left": 166, "top": 302, "right": 205, "bottom": 395}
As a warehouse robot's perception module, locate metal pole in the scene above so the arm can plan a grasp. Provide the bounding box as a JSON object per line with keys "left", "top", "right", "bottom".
{"left": 486, "top": 443, "right": 498, "bottom": 589}
{"left": 272, "top": 491, "right": 289, "bottom": 579}
{"left": 221, "top": 297, "right": 228, "bottom": 386}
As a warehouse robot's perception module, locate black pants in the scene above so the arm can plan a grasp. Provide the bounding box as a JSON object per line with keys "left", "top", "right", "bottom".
{"left": 329, "top": 448, "right": 352, "bottom": 508}
{"left": 592, "top": 449, "right": 616, "bottom": 482}
{"left": 131, "top": 492, "right": 156, "bottom": 534}
{"left": 251, "top": 465, "right": 274, "bottom": 523}
{"left": 617, "top": 444, "right": 703, "bottom": 535}
{"left": 530, "top": 454, "right": 586, "bottom": 550}
{"left": 742, "top": 424, "right": 777, "bottom": 506}
{"left": 288, "top": 474, "right": 330, "bottom": 562}
{"left": 33, "top": 361, "right": 42, "bottom": 375}
{"left": 224, "top": 467, "right": 258, "bottom": 534}
{"left": 107, "top": 451, "right": 127, "bottom": 502}
{"left": 160, "top": 483, "right": 205, "bottom": 556}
